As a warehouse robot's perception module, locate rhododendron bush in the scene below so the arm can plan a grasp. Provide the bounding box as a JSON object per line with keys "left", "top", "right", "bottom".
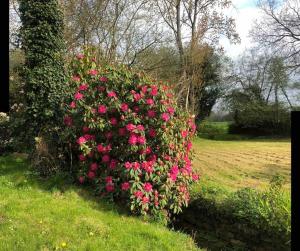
{"left": 63, "top": 50, "right": 199, "bottom": 217}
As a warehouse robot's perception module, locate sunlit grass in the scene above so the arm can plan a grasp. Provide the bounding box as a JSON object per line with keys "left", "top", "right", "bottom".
{"left": 192, "top": 137, "right": 291, "bottom": 192}
{"left": 0, "top": 155, "right": 200, "bottom": 251}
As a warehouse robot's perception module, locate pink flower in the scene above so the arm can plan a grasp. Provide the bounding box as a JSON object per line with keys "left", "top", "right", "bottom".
{"left": 124, "top": 162, "right": 132, "bottom": 169}
{"left": 148, "top": 154, "right": 157, "bottom": 162}
{"left": 98, "top": 105, "right": 107, "bottom": 114}
{"left": 141, "top": 86, "right": 148, "bottom": 93}
{"left": 107, "top": 91, "right": 117, "bottom": 98}
{"left": 192, "top": 173, "right": 199, "bottom": 181}
{"left": 118, "top": 127, "right": 126, "bottom": 136}
{"left": 136, "top": 125, "right": 145, "bottom": 131}
{"left": 148, "top": 128, "right": 156, "bottom": 138}
{"left": 134, "top": 190, "right": 143, "bottom": 199}
{"left": 78, "top": 176, "right": 85, "bottom": 184}
{"left": 170, "top": 173, "right": 177, "bottom": 182}
{"left": 143, "top": 182, "right": 152, "bottom": 192}
{"left": 161, "top": 113, "right": 170, "bottom": 122}
{"left": 164, "top": 154, "right": 171, "bottom": 161}
{"left": 77, "top": 136, "right": 87, "bottom": 145}
{"left": 121, "top": 182, "right": 130, "bottom": 191}
{"left": 121, "top": 103, "right": 129, "bottom": 112}
{"left": 64, "top": 116, "right": 73, "bottom": 126}
{"left": 105, "top": 176, "right": 113, "bottom": 183}
{"left": 105, "top": 144, "right": 112, "bottom": 152}
{"left": 133, "top": 106, "right": 139, "bottom": 112}
{"left": 102, "top": 154, "right": 110, "bottom": 163}
{"left": 79, "top": 84, "right": 89, "bottom": 91}
{"left": 90, "top": 163, "right": 98, "bottom": 171}
{"left": 99, "top": 76, "right": 108, "bottom": 82}
{"left": 132, "top": 162, "right": 140, "bottom": 170}
{"left": 150, "top": 87, "right": 158, "bottom": 96}
{"left": 78, "top": 154, "right": 86, "bottom": 161}
{"left": 126, "top": 123, "right": 136, "bottom": 131}
{"left": 109, "top": 159, "right": 118, "bottom": 169}
{"left": 137, "top": 136, "right": 146, "bottom": 145}
{"left": 76, "top": 54, "right": 84, "bottom": 60}
{"left": 147, "top": 110, "right": 156, "bottom": 118}
{"left": 84, "top": 134, "right": 95, "bottom": 141}
{"left": 128, "top": 134, "right": 138, "bottom": 145}
{"left": 89, "top": 69, "right": 98, "bottom": 76}
{"left": 181, "top": 130, "right": 188, "bottom": 138}
{"left": 187, "top": 141, "right": 192, "bottom": 151}
{"left": 169, "top": 165, "right": 179, "bottom": 182}
{"left": 146, "top": 99, "right": 154, "bottom": 105}
{"left": 70, "top": 101, "right": 76, "bottom": 109}
{"left": 133, "top": 93, "right": 141, "bottom": 102}
{"left": 167, "top": 107, "right": 175, "bottom": 115}
{"left": 97, "top": 144, "right": 105, "bottom": 153}
{"left": 105, "top": 131, "right": 113, "bottom": 139}
{"left": 191, "top": 123, "right": 196, "bottom": 132}
{"left": 110, "top": 117, "right": 118, "bottom": 126}
{"left": 146, "top": 147, "right": 152, "bottom": 154}
{"left": 72, "top": 75, "right": 80, "bottom": 82}
{"left": 142, "top": 196, "right": 149, "bottom": 204}
{"left": 82, "top": 126, "right": 90, "bottom": 133}
{"left": 74, "top": 92, "right": 84, "bottom": 100}
{"left": 106, "top": 184, "right": 114, "bottom": 192}
{"left": 141, "top": 161, "right": 153, "bottom": 173}
{"left": 87, "top": 171, "right": 95, "bottom": 179}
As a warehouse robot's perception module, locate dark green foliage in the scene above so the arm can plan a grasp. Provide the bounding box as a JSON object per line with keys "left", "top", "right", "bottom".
{"left": 196, "top": 54, "right": 223, "bottom": 121}
{"left": 228, "top": 102, "right": 291, "bottom": 136}
{"left": 19, "top": 0, "right": 67, "bottom": 143}
{"left": 174, "top": 175, "right": 291, "bottom": 250}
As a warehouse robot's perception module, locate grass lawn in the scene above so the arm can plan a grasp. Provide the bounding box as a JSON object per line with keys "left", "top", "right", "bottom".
{"left": 0, "top": 155, "right": 200, "bottom": 251}
{"left": 192, "top": 137, "right": 291, "bottom": 193}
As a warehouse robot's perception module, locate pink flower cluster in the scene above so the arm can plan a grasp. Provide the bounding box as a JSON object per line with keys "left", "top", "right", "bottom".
{"left": 64, "top": 51, "right": 199, "bottom": 217}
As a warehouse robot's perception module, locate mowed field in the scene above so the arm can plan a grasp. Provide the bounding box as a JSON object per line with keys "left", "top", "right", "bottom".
{"left": 192, "top": 138, "right": 291, "bottom": 192}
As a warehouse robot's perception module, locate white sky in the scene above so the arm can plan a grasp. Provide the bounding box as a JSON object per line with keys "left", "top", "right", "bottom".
{"left": 220, "top": 0, "right": 263, "bottom": 59}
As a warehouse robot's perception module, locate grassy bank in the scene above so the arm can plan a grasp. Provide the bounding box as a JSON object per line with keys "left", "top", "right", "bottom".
{"left": 172, "top": 136, "right": 291, "bottom": 250}
{"left": 0, "top": 155, "right": 200, "bottom": 251}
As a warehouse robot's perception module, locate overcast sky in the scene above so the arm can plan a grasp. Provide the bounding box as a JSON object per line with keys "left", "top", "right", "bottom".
{"left": 220, "top": 0, "right": 262, "bottom": 59}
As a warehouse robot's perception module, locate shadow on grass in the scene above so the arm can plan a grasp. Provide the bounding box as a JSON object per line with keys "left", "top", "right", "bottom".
{"left": 0, "top": 154, "right": 130, "bottom": 217}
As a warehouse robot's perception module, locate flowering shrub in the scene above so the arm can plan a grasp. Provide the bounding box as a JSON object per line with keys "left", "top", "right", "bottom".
{"left": 63, "top": 49, "right": 199, "bottom": 217}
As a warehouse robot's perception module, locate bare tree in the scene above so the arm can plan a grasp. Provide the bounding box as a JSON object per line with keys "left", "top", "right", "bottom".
{"left": 154, "top": 0, "right": 239, "bottom": 112}
{"left": 229, "top": 49, "right": 296, "bottom": 108}
{"left": 250, "top": 0, "right": 300, "bottom": 73}
{"left": 62, "top": 0, "right": 165, "bottom": 64}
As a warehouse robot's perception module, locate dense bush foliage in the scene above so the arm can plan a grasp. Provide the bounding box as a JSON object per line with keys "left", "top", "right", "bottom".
{"left": 229, "top": 102, "right": 291, "bottom": 136}
{"left": 19, "top": 0, "right": 67, "bottom": 143}
{"left": 63, "top": 50, "right": 199, "bottom": 218}
{"left": 175, "top": 175, "right": 291, "bottom": 250}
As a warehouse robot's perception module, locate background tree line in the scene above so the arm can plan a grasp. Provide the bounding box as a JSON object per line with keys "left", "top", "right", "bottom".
{"left": 9, "top": 0, "right": 300, "bottom": 136}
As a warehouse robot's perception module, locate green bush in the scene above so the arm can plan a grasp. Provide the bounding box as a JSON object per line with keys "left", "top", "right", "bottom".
{"left": 229, "top": 102, "right": 291, "bottom": 136}
{"left": 62, "top": 48, "right": 199, "bottom": 219}
{"left": 175, "top": 175, "right": 291, "bottom": 250}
